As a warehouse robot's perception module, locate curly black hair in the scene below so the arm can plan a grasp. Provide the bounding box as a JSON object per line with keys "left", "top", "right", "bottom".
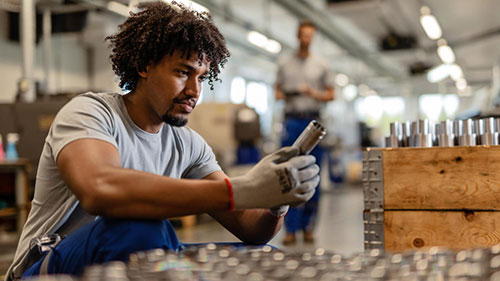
{"left": 106, "top": 1, "right": 230, "bottom": 91}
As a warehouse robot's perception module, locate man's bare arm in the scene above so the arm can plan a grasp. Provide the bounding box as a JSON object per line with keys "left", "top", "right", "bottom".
{"left": 57, "top": 138, "right": 230, "bottom": 219}
{"left": 275, "top": 84, "right": 285, "bottom": 100}
{"left": 205, "top": 172, "right": 283, "bottom": 245}
{"left": 300, "top": 85, "right": 335, "bottom": 102}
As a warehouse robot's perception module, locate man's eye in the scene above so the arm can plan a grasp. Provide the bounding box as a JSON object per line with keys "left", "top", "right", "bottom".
{"left": 178, "top": 70, "right": 189, "bottom": 76}
{"left": 199, "top": 76, "right": 208, "bottom": 82}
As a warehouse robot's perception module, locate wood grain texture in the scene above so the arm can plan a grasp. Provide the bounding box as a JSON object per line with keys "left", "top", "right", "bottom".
{"left": 382, "top": 146, "right": 500, "bottom": 210}
{"left": 385, "top": 210, "right": 500, "bottom": 252}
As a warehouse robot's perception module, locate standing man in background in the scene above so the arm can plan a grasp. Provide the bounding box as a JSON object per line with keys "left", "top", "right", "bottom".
{"left": 275, "top": 20, "right": 335, "bottom": 245}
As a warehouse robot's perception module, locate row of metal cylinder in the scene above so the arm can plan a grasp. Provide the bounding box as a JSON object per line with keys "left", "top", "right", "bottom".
{"left": 385, "top": 117, "right": 500, "bottom": 148}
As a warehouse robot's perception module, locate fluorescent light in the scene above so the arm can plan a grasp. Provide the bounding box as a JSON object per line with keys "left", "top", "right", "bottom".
{"left": 163, "top": 0, "right": 209, "bottom": 13}
{"left": 427, "top": 64, "right": 451, "bottom": 83}
{"left": 449, "top": 64, "right": 463, "bottom": 81}
{"left": 437, "top": 44, "right": 455, "bottom": 64}
{"left": 456, "top": 78, "right": 467, "bottom": 90}
{"left": 107, "top": 1, "right": 130, "bottom": 17}
{"left": 265, "top": 39, "right": 282, "bottom": 54}
{"left": 335, "top": 73, "right": 349, "bottom": 87}
{"left": 247, "top": 31, "right": 268, "bottom": 48}
{"left": 247, "top": 31, "right": 282, "bottom": 54}
{"left": 427, "top": 63, "right": 463, "bottom": 83}
{"left": 419, "top": 6, "right": 442, "bottom": 40}
{"left": 420, "top": 14, "right": 442, "bottom": 40}
{"left": 342, "top": 84, "right": 357, "bottom": 101}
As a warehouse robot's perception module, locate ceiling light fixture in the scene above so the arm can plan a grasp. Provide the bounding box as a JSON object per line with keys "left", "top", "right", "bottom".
{"left": 456, "top": 78, "right": 467, "bottom": 91}
{"left": 437, "top": 39, "right": 455, "bottom": 64}
{"left": 247, "top": 31, "right": 282, "bottom": 54}
{"left": 419, "top": 6, "right": 442, "bottom": 40}
{"left": 265, "top": 39, "right": 282, "bottom": 54}
{"left": 427, "top": 63, "right": 463, "bottom": 83}
{"left": 335, "top": 73, "right": 349, "bottom": 87}
{"left": 449, "top": 64, "right": 463, "bottom": 81}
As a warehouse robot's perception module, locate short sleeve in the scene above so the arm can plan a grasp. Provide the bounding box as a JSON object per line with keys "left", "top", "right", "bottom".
{"left": 47, "top": 94, "right": 119, "bottom": 162}
{"left": 181, "top": 129, "right": 221, "bottom": 179}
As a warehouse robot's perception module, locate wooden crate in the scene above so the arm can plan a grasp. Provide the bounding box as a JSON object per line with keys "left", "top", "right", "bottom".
{"left": 363, "top": 146, "right": 500, "bottom": 252}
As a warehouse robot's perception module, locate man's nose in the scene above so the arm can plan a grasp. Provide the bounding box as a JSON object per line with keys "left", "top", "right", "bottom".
{"left": 186, "top": 77, "right": 202, "bottom": 97}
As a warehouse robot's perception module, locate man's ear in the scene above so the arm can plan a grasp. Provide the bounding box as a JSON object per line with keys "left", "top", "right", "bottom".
{"left": 137, "top": 65, "right": 149, "bottom": 78}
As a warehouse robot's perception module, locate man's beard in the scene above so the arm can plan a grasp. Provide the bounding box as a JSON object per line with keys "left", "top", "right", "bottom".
{"left": 161, "top": 99, "right": 194, "bottom": 127}
{"left": 162, "top": 111, "right": 188, "bottom": 127}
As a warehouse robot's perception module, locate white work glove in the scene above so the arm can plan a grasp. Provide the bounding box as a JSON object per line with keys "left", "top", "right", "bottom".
{"left": 269, "top": 205, "right": 290, "bottom": 217}
{"left": 229, "top": 146, "right": 320, "bottom": 210}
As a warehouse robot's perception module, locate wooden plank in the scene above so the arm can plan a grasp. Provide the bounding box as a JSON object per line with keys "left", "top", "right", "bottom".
{"left": 382, "top": 146, "right": 500, "bottom": 210}
{"left": 385, "top": 210, "right": 500, "bottom": 252}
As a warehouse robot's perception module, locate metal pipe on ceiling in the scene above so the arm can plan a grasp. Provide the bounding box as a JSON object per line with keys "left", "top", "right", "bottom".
{"left": 42, "top": 7, "right": 52, "bottom": 94}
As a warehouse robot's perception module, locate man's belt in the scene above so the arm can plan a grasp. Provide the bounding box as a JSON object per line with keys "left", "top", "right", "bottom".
{"left": 285, "top": 111, "right": 320, "bottom": 120}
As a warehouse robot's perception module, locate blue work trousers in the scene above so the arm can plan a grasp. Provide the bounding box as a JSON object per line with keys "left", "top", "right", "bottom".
{"left": 282, "top": 117, "right": 323, "bottom": 233}
{"left": 22, "top": 218, "right": 265, "bottom": 278}
{"left": 23, "top": 218, "right": 180, "bottom": 278}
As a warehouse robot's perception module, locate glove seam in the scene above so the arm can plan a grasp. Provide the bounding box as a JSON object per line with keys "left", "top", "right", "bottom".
{"left": 224, "top": 178, "right": 235, "bottom": 211}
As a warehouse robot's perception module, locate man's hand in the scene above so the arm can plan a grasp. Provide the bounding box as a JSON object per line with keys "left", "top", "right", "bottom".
{"left": 229, "top": 146, "right": 320, "bottom": 210}
{"left": 299, "top": 84, "right": 315, "bottom": 97}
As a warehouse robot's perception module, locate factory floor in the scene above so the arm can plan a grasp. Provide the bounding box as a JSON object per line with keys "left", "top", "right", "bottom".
{"left": 0, "top": 183, "right": 364, "bottom": 279}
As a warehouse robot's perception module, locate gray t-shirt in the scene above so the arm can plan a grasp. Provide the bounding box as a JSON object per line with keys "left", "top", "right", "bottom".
{"left": 276, "top": 53, "right": 334, "bottom": 114}
{"left": 7, "top": 92, "right": 221, "bottom": 280}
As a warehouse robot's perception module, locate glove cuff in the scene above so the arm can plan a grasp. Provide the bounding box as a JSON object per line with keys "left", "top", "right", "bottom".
{"left": 224, "top": 178, "right": 235, "bottom": 211}
{"left": 268, "top": 205, "right": 289, "bottom": 218}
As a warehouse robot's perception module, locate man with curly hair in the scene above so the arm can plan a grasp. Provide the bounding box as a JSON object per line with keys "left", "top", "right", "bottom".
{"left": 6, "top": 2, "right": 320, "bottom": 280}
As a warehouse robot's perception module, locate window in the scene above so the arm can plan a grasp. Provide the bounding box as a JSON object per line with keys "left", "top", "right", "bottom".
{"left": 230, "top": 77, "right": 246, "bottom": 104}
{"left": 419, "top": 94, "right": 460, "bottom": 122}
{"left": 355, "top": 96, "right": 406, "bottom": 136}
{"left": 246, "top": 81, "right": 268, "bottom": 115}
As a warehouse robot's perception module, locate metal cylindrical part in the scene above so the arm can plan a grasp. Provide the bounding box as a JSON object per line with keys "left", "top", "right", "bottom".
{"left": 484, "top": 117, "right": 496, "bottom": 132}
{"left": 385, "top": 135, "right": 400, "bottom": 148}
{"left": 401, "top": 121, "right": 410, "bottom": 147}
{"left": 409, "top": 121, "right": 418, "bottom": 147}
{"left": 415, "top": 134, "right": 433, "bottom": 148}
{"left": 463, "top": 119, "right": 475, "bottom": 135}
{"left": 475, "top": 119, "right": 483, "bottom": 144}
{"left": 388, "top": 122, "right": 401, "bottom": 148}
{"left": 292, "top": 120, "right": 326, "bottom": 155}
{"left": 439, "top": 135, "right": 455, "bottom": 147}
{"left": 438, "top": 120, "right": 454, "bottom": 147}
{"left": 459, "top": 119, "right": 477, "bottom": 146}
{"left": 475, "top": 119, "right": 484, "bottom": 135}
{"left": 459, "top": 135, "right": 477, "bottom": 146}
{"left": 418, "top": 119, "right": 430, "bottom": 134}
{"left": 480, "top": 117, "right": 498, "bottom": 145}
{"left": 481, "top": 133, "right": 499, "bottom": 145}
{"left": 453, "top": 119, "right": 462, "bottom": 146}
{"left": 389, "top": 121, "right": 400, "bottom": 136}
